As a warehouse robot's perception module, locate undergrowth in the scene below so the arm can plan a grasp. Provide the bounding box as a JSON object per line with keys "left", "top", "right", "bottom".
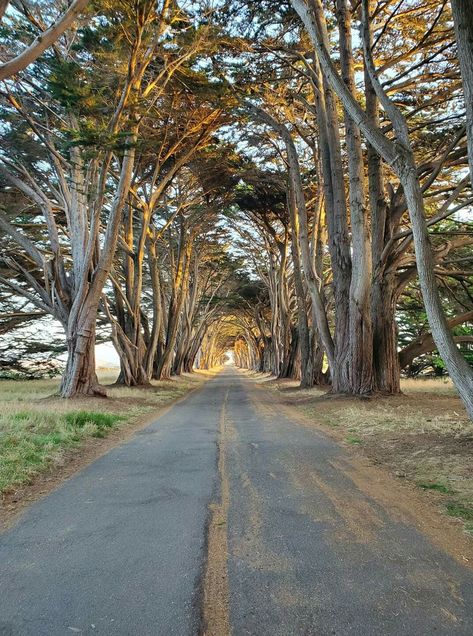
{"left": 0, "top": 409, "right": 124, "bottom": 492}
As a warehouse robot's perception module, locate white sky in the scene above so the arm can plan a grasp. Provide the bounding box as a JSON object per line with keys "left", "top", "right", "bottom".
{"left": 95, "top": 342, "right": 120, "bottom": 368}
{"left": 57, "top": 341, "right": 120, "bottom": 368}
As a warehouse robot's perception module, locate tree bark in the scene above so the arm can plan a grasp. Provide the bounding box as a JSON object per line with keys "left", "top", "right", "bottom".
{"left": 288, "top": 182, "right": 314, "bottom": 387}
{"left": 154, "top": 223, "right": 193, "bottom": 379}
{"left": 363, "top": 0, "right": 400, "bottom": 394}
{"left": 371, "top": 274, "right": 400, "bottom": 393}
{"left": 60, "top": 318, "right": 104, "bottom": 398}
{"left": 309, "top": 20, "right": 351, "bottom": 392}
{"left": 451, "top": 0, "right": 473, "bottom": 180}
{"left": 336, "top": 0, "right": 373, "bottom": 394}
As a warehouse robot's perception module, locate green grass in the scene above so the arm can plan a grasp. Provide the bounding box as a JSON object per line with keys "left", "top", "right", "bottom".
{"left": 417, "top": 481, "right": 454, "bottom": 494}
{"left": 345, "top": 435, "right": 362, "bottom": 445}
{"left": 64, "top": 411, "right": 124, "bottom": 434}
{"left": 445, "top": 502, "right": 473, "bottom": 522}
{"left": 0, "top": 409, "right": 125, "bottom": 492}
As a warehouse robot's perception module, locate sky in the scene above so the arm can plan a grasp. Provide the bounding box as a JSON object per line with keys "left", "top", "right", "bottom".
{"left": 95, "top": 342, "right": 120, "bottom": 368}
{"left": 57, "top": 341, "right": 120, "bottom": 368}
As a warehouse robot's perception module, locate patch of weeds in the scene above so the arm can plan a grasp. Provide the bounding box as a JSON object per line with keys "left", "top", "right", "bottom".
{"left": 32, "top": 432, "right": 64, "bottom": 446}
{"left": 446, "top": 502, "right": 473, "bottom": 522}
{"left": 64, "top": 411, "right": 123, "bottom": 431}
{"left": 0, "top": 411, "right": 124, "bottom": 491}
{"left": 418, "top": 481, "right": 453, "bottom": 494}
{"left": 346, "top": 435, "right": 362, "bottom": 445}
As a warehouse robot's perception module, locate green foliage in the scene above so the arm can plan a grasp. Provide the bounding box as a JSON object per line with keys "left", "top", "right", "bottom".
{"left": 48, "top": 60, "right": 98, "bottom": 113}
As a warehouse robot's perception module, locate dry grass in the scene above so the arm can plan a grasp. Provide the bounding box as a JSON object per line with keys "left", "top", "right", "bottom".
{"left": 400, "top": 377, "right": 458, "bottom": 395}
{"left": 261, "top": 375, "right": 473, "bottom": 534}
{"left": 0, "top": 370, "right": 210, "bottom": 495}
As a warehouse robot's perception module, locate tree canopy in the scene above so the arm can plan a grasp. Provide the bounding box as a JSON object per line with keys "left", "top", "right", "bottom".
{"left": 0, "top": 0, "right": 472, "bottom": 416}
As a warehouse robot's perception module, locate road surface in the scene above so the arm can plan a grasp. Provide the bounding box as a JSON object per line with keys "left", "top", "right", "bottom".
{"left": 1, "top": 368, "right": 473, "bottom": 635}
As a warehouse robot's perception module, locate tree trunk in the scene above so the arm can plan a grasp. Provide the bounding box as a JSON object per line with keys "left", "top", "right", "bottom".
{"left": 312, "top": 336, "right": 327, "bottom": 385}
{"left": 452, "top": 0, "right": 473, "bottom": 179}
{"left": 113, "top": 331, "right": 150, "bottom": 387}
{"left": 311, "top": 47, "right": 351, "bottom": 392}
{"left": 401, "top": 166, "right": 473, "bottom": 417}
{"left": 336, "top": 0, "right": 373, "bottom": 394}
{"left": 60, "top": 319, "right": 105, "bottom": 398}
{"left": 363, "top": 5, "right": 400, "bottom": 394}
{"left": 288, "top": 183, "right": 314, "bottom": 387}
{"left": 371, "top": 274, "right": 400, "bottom": 393}
{"left": 155, "top": 226, "right": 193, "bottom": 379}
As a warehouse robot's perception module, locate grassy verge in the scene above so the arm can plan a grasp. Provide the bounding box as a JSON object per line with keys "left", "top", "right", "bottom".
{"left": 0, "top": 371, "right": 212, "bottom": 496}
{"left": 259, "top": 375, "right": 473, "bottom": 534}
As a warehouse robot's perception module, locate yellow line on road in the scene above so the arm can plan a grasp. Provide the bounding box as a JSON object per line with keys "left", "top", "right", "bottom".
{"left": 202, "top": 389, "right": 231, "bottom": 636}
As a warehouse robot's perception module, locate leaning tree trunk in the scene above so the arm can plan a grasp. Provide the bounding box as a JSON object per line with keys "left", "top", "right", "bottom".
{"left": 401, "top": 166, "right": 473, "bottom": 417}
{"left": 451, "top": 0, "right": 473, "bottom": 179}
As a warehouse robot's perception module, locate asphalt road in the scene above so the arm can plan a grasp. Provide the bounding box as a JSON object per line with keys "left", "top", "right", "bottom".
{"left": 2, "top": 368, "right": 473, "bottom": 635}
